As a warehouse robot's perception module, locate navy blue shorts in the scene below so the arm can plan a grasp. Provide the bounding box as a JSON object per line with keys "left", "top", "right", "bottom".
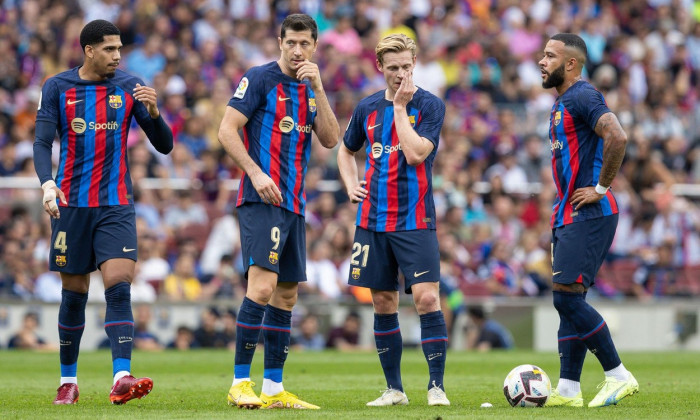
{"left": 348, "top": 227, "right": 440, "bottom": 294}
{"left": 551, "top": 214, "right": 618, "bottom": 288}
{"left": 237, "top": 203, "right": 306, "bottom": 283}
{"left": 49, "top": 205, "right": 137, "bottom": 274}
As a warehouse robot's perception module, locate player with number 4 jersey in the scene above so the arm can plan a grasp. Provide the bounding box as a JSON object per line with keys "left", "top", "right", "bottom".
{"left": 32, "top": 20, "right": 172, "bottom": 405}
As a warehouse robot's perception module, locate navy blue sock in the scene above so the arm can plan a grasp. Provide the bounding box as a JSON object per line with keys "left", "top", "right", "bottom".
{"left": 58, "top": 289, "right": 88, "bottom": 378}
{"left": 557, "top": 316, "right": 587, "bottom": 382}
{"left": 553, "top": 291, "right": 621, "bottom": 371}
{"left": 374, "top": 313, "right": 403, "bottom": 391}
{"left": 420, "top": 311, "right": 448, "bottom": 390}
{"left": 234, "top": 297, "right": 265, "bottom": 379}
{"left": 104, "top": 282, "right": 133, "bottom": 376}
{"left": 262, "top": 305, "right": 292, "bottom": 383}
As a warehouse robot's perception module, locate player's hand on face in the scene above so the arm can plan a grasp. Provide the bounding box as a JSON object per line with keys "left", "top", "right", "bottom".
{"left": 393, "top": 70, "right": 415, "bottom": 108}
{"left": 349, "top": 180, "right": 368, "bottom": 204}
{"left": 296, "top": 60, "right": 322, "bottom": 89}
{"left": 570, "top": 186, "right": 605, "bottom": 210}
{"left": 250, "top": 171, "right": 283, "bottom": 206}
{"left": 133, "top": 83, "right": 160, "bottom": 118}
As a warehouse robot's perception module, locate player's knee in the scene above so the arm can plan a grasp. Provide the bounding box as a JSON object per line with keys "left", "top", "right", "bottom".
{"left": 371, "top": 291, "right": 398, "bottom": 313}
{"left": 414, "top": 292, "right": 440, "bottom": 314}
{"left": 248, "top": 284, "right": 275, "bottom": 304}
{"left": 103, "top": 272, "right": 133, "bottom": 289}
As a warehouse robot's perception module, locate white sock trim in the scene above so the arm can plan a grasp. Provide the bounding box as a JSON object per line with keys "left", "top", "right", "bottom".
{"left": 605, "top": 363, "right": 630, "bottom": 381}
{"left": 232, "top": 377, "right": 250, "bottom": 386}
{"left": 261, "top": 378, "right": 284, "bottom": 396}
{"left": 113, "top": 370, "right": 130, "bottom": 385}
{"left": 60, "top": 377, "right": 77, "bottom": 385}
{"left": 557, "top": 378, "right": 581, "bottom": 397}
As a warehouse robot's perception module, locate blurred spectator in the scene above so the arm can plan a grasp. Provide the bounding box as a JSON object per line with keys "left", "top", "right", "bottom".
{"left": 193, "top": 306, "right": 227, "bottom": 348}
{"left": 168, "top": 326, "right": 199, "bottom": 350}
{"left": 326, "top": 311, "right": 361, "bottom": 351}
{"left": 465, "top": 306, "right": 514, "bottom": 351}
{"left": 291, "top": 313, "right": 325, "bottom": 351}
{"left": 633, "top": 241, "right": 681, "bottom": 300}
{"left": 8, "top": 312, "right": 53, "bottom": 350}
{"left": 163, "top": 253, "right": 202, "bottom": 302}
{"left": 133, "top": 304, "right": 162, "bottom": 351}
{"left": 221, "top": 308, "right": 237, "bottom": 350}
{"left": 163, "top": 189, "right": 209, "bottom": 232}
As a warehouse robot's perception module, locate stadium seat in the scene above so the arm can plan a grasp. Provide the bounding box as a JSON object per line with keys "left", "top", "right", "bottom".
{"left": 608, "top": 259, "right": 639, "bottom": 296}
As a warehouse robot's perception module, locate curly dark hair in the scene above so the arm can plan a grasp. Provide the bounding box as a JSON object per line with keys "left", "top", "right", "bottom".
{"left": 79, "top": 19, "right": 120, "bottom": 52}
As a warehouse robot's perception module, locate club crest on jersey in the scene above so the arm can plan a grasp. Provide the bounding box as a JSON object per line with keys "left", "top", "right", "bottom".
{"left": 55, "top": 255, "right": 67, "bottom": 267}
{"left": 234, "top": 77, "right": 249, "bottom": 99}
{"left": 109, "top": 95, "right": 123, "bottom": 109}
{"left": 309, "top": 97, "right": 316, "bottom": 112}
{"left": 409, "top": 115, "right": 416, "bottom": 126}
{"left": 554, "top": 111, "right": 561, "bottom": 126}
{"left": 269, "top": 251, "right": 279, "bottom": 265}
{"left": 351, "top": 267, "right": 361, "bottom": 280}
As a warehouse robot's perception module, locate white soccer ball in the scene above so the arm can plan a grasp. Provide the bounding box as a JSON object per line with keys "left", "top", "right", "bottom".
{"left": 503, "top": 364, "right": 551, "bottom": 407}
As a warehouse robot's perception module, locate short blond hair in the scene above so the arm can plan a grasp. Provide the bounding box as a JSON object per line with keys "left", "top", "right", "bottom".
{"left": 375, "top": 34, "right": 417, "bottom": 65}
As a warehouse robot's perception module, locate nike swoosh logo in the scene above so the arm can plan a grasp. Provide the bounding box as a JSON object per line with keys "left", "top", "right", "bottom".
{"left": 123, "top": 247, "right": 135, "bottom": 252}
{"left": 414, "top": 270, "right": 430, "bottom": 277}
{"left": 428, "top": 354, "right": 441, "bottom": 360}
{"left": 377, "top": 348, "right": 389, "bottom": 354}
{"left": 67, "top": 99, "right": 83, "bottom": 105}
{"left": 278, "top": 96, "right": 291, "bottom": 101}
{"left": 553, "top": 271, "right": 562, "bottom": 276}
{"left": 118, "top": 339, "right": 132, "bottom": 343}
{"left": 368, "top": 123, "right": 381, "bottom": 130}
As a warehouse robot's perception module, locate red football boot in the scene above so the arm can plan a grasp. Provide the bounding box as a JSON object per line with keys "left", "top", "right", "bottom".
{"left": 109, "top": 375, "right": 153, "bottom": 405}
{"left": 54, "top": 383, "right": 79, "bottom": 404}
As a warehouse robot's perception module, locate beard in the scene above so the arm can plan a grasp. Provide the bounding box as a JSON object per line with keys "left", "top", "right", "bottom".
{"left": 542, "top": 63, "right": 565, "bottom": 89}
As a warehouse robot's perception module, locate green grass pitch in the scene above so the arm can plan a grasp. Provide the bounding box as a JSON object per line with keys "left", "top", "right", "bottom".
{"left": 1, "top": 349, "right": 697, "bottom": 419}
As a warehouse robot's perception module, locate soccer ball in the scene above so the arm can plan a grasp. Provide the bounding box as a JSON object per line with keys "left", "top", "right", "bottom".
{"left": 503, "top": 364, "right": 551, "bottom": 407}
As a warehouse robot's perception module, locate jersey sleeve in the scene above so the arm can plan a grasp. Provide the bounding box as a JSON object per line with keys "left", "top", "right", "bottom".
{"left": 35, "top": 78, "right": 60, "bottom": 123}
{"left": 574, "top": 84, "right": 611, "bottom": 130}
{"left": 414, "top": 95, "right": 445, "bottom": 148}
{"left": 227, "top": 68, "right": 264, "bottom": 119}
{"left": 342, "top": 104, "right": 366, "bottom": 152}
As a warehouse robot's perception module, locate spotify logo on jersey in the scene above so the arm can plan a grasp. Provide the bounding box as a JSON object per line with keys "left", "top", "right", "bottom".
{"left": 71, "top": 118, "right": 87, "bottom": 134}
{"left": 279, "top": 116, "right": 295, "bottom": 133}
{"left": 371, "top": 142, "right": 382, "bottom": 159}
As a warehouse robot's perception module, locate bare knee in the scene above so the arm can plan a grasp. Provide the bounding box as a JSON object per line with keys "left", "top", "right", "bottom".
{"left": 413, "top": 289, "right": 440, "bottom": 314}
{"left": 372, "top": 290, "right": 398, "bottom": 314}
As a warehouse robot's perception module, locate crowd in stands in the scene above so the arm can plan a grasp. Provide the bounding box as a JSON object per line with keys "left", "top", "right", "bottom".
{"left": 1, "top": 0, "right": 700, "bottom": 307}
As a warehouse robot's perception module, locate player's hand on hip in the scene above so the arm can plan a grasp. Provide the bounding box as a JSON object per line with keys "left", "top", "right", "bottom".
{"left": 570, "top": 186, "right": 604, "bottom": 210}
{"left": 296, "top": 60, "right": 322, "bottom": 90}
{"left": 133, "top": 83, "right": 160, "bottom": 118}
{"left": 393, "top": 71, "right": 415, "bottom": 108}
{"left": 349, "top": 180, "right": 368, "bottom": 204}
{"left": 41, "top": 180, "right": 67, "bottom": 219}
{"left": 250, "top": 171, "right": 283, "bottom": 206}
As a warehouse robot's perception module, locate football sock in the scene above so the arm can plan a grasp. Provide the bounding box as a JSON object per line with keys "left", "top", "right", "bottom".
{"left": 104, "top": 282, "right": 133, "bottom": 377}
{"left": 374, "top": 313, "right": 403, "bottom": 392}
{"left": 557, "top": 378, "right": 581, "bottom": 397}
{"left": 553, "top": 291, "right": 621, "bottom": 371}
{"left": 234, "top": 297, "right": 265, "bottom": 383}
{"left": 58, "top": 289, "right": 88, "bottom": 383}
{"left": 605, "top": 363, "right": 631, "bottom": 381}
{"left": 557, "top": 315, "right": 587, "bottom": 382}
{"left": 262, "top": 305, "right": 291, "bottom": 393}
{"left": 419, "top": 311, "right": 448, "bottom": 390}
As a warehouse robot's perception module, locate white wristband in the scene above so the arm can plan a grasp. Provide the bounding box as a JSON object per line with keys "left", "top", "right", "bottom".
{"left": 595, "top": 183, "right": 609, "bottom": 195}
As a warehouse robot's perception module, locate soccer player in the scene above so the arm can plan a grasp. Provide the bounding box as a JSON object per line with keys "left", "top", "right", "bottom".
{"left": 33, "top": 20, "right": 173, "bottom": 405}
{"left": 218, "top": 14, "right": 338, "bottom": 410}
{"left": 337, "top": 34, "right": 450, "bottom": 407}
{"left": 539, "top": 33, "right": 639, "bottom": 408}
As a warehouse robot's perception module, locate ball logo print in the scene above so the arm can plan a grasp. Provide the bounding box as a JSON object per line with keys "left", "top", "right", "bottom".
{"left": 503, "top": 364, "right": 551, "bottom": 407}
{"left": 371, "top": 142, "right": 382, "bottom": 159}
{"left": 71, "top": 117, "right": 87, "bottom": 134}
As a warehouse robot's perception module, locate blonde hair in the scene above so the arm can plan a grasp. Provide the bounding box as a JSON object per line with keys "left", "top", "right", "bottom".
{"left": 375, "top": 34, "right": 417, "bottom": 65}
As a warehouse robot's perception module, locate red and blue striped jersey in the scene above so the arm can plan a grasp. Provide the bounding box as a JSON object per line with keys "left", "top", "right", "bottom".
{"left": 36, "top": 68, "right": 155, "bottom": 207}
{"left": 344, "top": 88, "right": 445, "bottom": 232}
{"left": 548, "top": 80, "right": 619, "bottom": 228}
{"left": 228, "top": 62, "right": 317, "bottom": 216}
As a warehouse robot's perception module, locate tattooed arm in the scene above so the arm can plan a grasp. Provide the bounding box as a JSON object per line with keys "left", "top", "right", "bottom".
{"left": 570, "top": 112, "right": 627, "bottom": 210}
{"left": 594, "top": 112, "right": 628, "bottom": 188}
